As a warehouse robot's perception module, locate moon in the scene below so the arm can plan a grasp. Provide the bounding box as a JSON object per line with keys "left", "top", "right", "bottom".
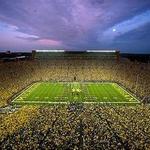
{"left": 113, "top": 28, "right": 116, "bottom": 32}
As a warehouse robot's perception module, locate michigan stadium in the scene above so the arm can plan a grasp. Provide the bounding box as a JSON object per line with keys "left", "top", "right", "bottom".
{"left": 0, "top": 0, "right": 150, "bottom": 149}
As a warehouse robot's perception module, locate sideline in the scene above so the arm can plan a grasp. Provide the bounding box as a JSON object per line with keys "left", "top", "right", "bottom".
{"left": 13, "top": 101, "right": 140, "bottom": 104}
{"left": 115, "top": 83, "right": 140, "bottom": 103}
{"left": 12, "top": 83, "right": 40, "bottom": 103}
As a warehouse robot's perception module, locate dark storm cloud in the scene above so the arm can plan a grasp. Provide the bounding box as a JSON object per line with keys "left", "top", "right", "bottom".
{"left": 0, "top": 0, "right": 150, "bottom": 52}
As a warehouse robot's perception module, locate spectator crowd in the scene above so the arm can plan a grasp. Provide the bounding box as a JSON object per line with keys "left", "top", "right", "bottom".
{"left": 0, "top": 57, "right": 150, "bottom": 149}
{"left": 1, "top": 104, "right": 150, "bottom": 149}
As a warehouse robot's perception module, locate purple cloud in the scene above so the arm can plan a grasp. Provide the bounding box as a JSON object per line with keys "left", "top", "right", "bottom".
{"left": 0, "top": 0, "right": 150, "bottom": 52}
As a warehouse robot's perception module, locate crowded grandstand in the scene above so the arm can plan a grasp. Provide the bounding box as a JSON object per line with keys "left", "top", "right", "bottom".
{"left": 0, "top": 49, "right": 150, "bottom": 149}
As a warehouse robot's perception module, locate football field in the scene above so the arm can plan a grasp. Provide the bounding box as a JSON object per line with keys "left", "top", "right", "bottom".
{"left": 12, "top": 82, "right": 140, "bottom": 105}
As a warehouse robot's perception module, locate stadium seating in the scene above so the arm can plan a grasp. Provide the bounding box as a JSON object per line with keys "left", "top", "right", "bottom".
{"left": 1, "top": 105, "right": 150, "bottom": 149}
{"left": 0, "top": 58, "right": 150, "bottom": 149}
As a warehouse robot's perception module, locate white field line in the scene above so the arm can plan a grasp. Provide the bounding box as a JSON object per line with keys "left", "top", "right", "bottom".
{"left": 13, "top": 101, "right": 140, "bottom": 104}
{"left": 83, "top": 82, "right": 113, "bottom": 85}
{"left": 115, "top": 83, "right": 140, "bottom": 102}
{"left": 12, "top": 83, "right": 40, "bottom": 103}
{"left": 12, "top": 82, "right": 140, "bottom": 104}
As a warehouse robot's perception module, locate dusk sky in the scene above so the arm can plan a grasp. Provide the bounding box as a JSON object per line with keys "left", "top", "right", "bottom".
{"left": 0, "top": 0, "right": 150, "bottom": 53}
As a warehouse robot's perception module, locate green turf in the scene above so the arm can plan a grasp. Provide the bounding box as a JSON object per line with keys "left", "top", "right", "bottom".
{"left": 12, "top": 82, "right": 140, "bottom": 105}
